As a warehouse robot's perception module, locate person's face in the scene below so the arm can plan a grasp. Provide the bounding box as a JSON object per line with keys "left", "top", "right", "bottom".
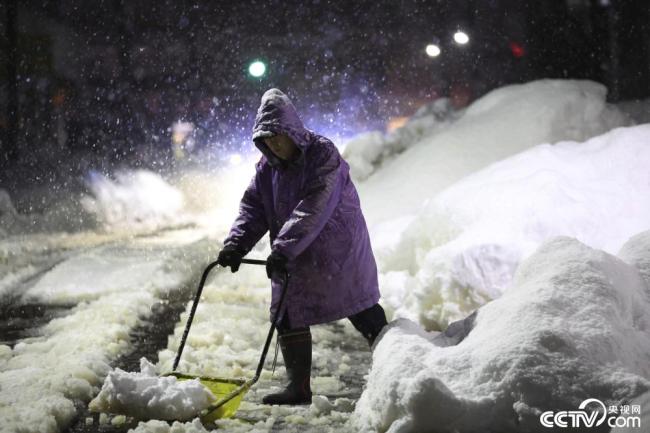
{"left": 263, "top": 134, "right": 297, "bottom": 160}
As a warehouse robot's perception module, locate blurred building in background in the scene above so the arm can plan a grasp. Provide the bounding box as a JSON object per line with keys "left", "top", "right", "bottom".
{"left": 1, "top": 0, "right": 649, "bottom": 177}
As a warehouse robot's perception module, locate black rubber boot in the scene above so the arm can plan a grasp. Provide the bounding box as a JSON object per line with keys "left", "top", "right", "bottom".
{"left": 349, "top": 303, "right": 388, "bottom": 348}
{"left": 262, "top": 328, "right": 312, "bottom": 405}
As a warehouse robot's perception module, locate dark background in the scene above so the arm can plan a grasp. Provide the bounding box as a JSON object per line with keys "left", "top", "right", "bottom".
{"left": 1, "top": 0, "right": 649, "bottom": 185}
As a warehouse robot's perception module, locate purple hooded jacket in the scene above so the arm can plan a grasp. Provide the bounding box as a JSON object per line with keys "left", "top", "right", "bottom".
{"left": 223, "top": 89, "right": 380, "bottom": 328}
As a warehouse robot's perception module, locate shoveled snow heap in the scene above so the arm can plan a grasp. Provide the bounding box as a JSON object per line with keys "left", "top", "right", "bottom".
{"left": 81, "top": 169, "right": 186, "bottom": 231}
{"left": 378, "top": 124, "right": 650, "bottom": 329}
{"left": 354, "top": 232, "right": 650, "bottom": 432}
{"left": 357, "top": 79, "right": 629, "bottom": 228}
{"left": 89, "top": 358, "right": 215, "bottom": 421}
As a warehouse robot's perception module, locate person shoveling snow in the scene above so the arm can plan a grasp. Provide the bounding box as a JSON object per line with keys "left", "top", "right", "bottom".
{"left": 89, "top": 358, "right": 215, "bottom": 421}
{"left": 217, "top": 88, "right": 388, "bottom": 405}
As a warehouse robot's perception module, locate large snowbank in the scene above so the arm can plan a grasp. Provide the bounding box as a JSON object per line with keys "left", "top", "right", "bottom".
{"left": 343, "top": 98, "right": 460, "bottom": 181}
{"left": 359, "top": 79, "right": 629, "bottom": 227}
{"left": 89, "top": 358, "right": 215, "bottom": 421}
{"left": 378, "top": 124, "right": 650, "bottom": 328}
{"left": 354, "top": 233, "right": 650, "bottom": 433}
{"left": 81, "top": 169, "right": 187, "bottom": 231}
{"left": 0, "top": 236, "right": 212, "bottom": 433}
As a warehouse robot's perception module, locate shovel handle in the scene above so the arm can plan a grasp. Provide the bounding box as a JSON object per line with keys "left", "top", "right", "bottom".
{"left": 253, "top": 269, "right": 289, "bottom": 380}
{"left": 172, "top": 258, "right": 269, "bottom": 371}
{"left": 241, "top": 258, "right": 266, "bottom": 265}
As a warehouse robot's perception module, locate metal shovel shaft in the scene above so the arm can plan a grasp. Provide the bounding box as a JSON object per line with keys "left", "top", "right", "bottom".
{"left": 172, "top": 258, "right": 289, "bottom": 380}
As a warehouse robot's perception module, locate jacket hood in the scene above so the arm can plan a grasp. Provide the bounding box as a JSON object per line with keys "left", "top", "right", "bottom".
{"left": 252, "top": 88, "right": 312, "bottom": 168}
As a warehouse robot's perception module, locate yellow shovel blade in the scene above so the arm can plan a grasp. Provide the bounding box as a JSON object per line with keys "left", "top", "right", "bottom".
{"left": 166, "top": 372, "right": 251, "bottom": 422}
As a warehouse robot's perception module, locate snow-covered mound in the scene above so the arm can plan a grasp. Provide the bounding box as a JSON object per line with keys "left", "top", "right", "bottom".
{"left": 379, "top": 124, "right": 650, "bottom": 328}
{"left": 81, "top": 169, "right": 186, "bottom": 231}
{"left": 343, "top": 98, "right": 459, "bottom": 180}
{"left": 89, "top": 358, "right": 215, "bottom": 421}
{"left": 360, "top": 79, "right": 629, "bottom": 227}
{"left": 355, "top": 233, "right": 650, "bottom": 433}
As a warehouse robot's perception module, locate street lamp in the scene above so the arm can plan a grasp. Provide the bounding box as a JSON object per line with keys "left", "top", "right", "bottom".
{"left": 248, "top": 60, "right": 266, "bottom": 78}
{"left": 425, "top": 44, "right": 441, "bottom": 57}
{"left": 453, "top": 31, "right": 469, "bottom": 45}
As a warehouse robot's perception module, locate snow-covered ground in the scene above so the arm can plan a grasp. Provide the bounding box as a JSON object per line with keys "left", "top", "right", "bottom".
{"left": 0, "top": 230, "right": 214, "bottom": 432}
{"left": 1, "top": 79, "right": 649, "bottom": 433}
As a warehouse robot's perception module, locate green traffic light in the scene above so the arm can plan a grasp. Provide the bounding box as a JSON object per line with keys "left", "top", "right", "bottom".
{"left": 248, "top": 61, "right": 266, "bottom": 77}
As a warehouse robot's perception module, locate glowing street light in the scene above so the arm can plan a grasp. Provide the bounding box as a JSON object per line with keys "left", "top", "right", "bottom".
{"left": 453, "top": 31, "right": 470, "bottom": 45}
{"left": 425, "top": 44, "right": 441, "bottom": 57}
{"left": 248, "top": 60, "right": 266, "bottom": 77}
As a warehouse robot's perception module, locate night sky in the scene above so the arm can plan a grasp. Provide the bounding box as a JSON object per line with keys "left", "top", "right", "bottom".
{"left": 1, "top": 0, "right": 649, "bottom": 181}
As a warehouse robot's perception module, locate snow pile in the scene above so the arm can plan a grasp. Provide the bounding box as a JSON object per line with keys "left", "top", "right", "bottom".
{"left": 343, "top": 98, "right": 459, "bottom": 180}
{"left": 354, "top": 234, "right": 650, "bottom": 433}
{"left": 379, "top": 124, "right": 650, "bottom": 328}
{"left": 360, "top": 79, "right": 629, "bottom": 227}
{"left": 89, "top": 358, "right": 215, "bottom": 421}
{"left": 81, "top": 169, "right": 186, "bottom": 231}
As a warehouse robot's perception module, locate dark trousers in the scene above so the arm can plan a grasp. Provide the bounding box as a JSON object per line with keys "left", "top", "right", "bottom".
{"left": 276, "top": 303, "right": 388, "bottom": 346}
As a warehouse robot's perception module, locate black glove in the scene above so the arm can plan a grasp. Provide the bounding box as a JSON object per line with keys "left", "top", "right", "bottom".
{"left": 217, "top": 245, "right": 243, "bottom": 273}
{"left": 266, "top": 251, "right": 288, "bottom": 279}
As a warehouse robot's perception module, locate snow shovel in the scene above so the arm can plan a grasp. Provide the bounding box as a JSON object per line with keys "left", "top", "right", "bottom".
{"left": 165, "top": 257, "right": 289, "bottom": 423}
